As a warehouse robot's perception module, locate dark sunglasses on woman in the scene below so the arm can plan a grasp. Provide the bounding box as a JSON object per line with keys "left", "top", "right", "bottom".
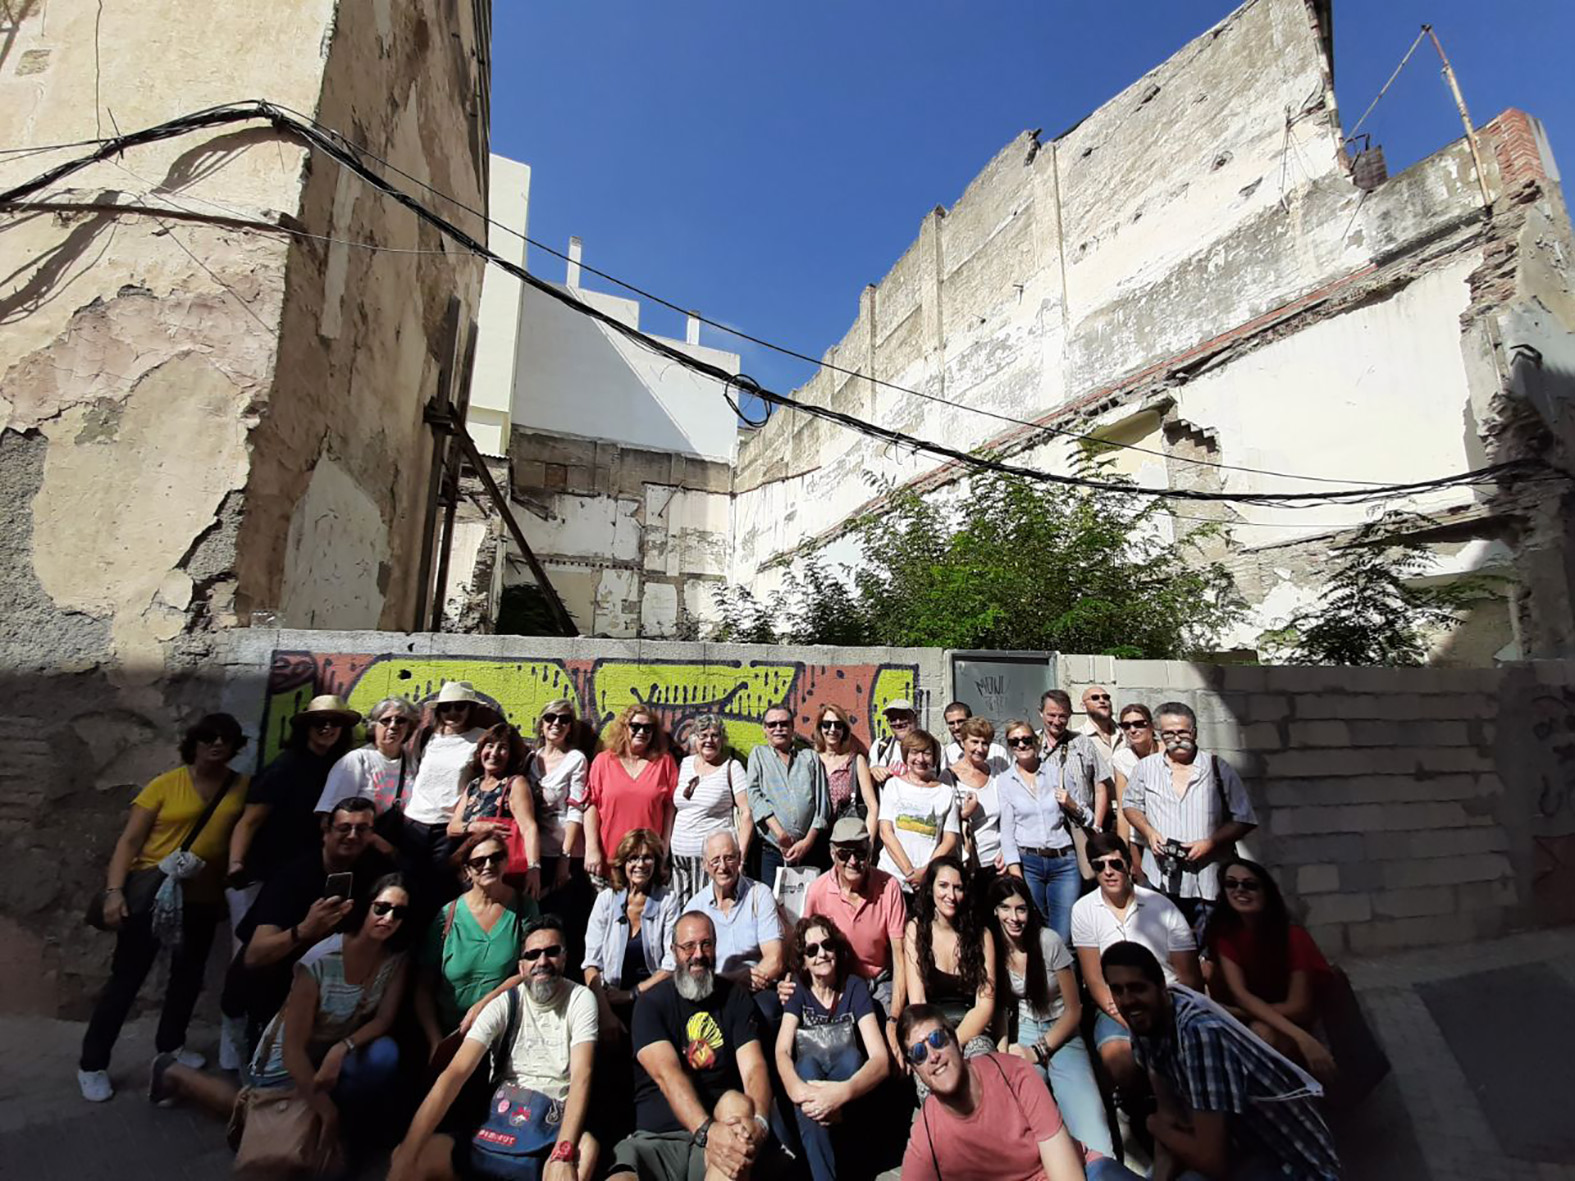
{"left": 467, "top": 850, "right": 507, "bottom": 871}
{"left": 371, "top": 901, "right": 408, "bottom": 919}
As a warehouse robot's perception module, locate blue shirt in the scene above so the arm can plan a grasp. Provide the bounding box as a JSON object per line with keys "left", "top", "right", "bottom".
{"left": 745, "top": 744, "right": 830, "bottom": 840}
{"left": 996, "top": 761, "right": 1093, "bottom": 865}
{"left": 582, "top": 886, "right": 682, "bottom": 988}
{"left": 674, "top": 875, "right": 784, "bottom": 976}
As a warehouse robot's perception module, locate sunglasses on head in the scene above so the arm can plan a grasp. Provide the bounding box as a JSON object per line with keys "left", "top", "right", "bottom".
{"left": 371, "top": 901, "right": 407, "bottom": 919}
{"left": 522, "top": 944, "right": 564, "bottom": 962}
{"left": 1224, "top": 877, "right": 1263, "bottom": 893}
{"left": 1091, "top": 857, "right": 1128, "bottom": 875}
{"left": 542, "top": 713, "right": 572, "bottom": 727}
{"left": 801, "top": 938, "right": 834, "bottom": 959}
{"left": 467, "top": 850, "right": 507, "bottom": 871}
{"left": 1118, "top": 720, "right": 1149, "bottom": 730}
{"left": 907, "top": 1028, "right": 950, "bottom": 1066}
{"left": 628, "top": 721, "right": 656, "bottom": 735}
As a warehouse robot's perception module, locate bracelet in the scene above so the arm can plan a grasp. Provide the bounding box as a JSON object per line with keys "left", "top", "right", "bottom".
{"left": 342, "top": 1036, "right": 356, "bottom": 1053}
{"left": 549, "top": 1140, "right": 579, "bottom": 1164}
{"left": 752, "top": 1114, "right": 770, "bottom": 1137}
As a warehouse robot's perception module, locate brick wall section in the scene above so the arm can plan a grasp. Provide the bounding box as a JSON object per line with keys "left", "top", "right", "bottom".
{"left": 1060, "top": 656, "right": 1569, "bottom": 958}
{"left": 1483, "top": 109, "right": 1549, "bottom": 195}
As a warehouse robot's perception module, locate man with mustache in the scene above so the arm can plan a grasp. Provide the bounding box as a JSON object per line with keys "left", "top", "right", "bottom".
{"left": 390, "top": 915, "right": 599, "bottom": 1181}
{"left": 1121, "top": 702, "right": 1257, "bottom": 925}
{"left": 610, "top": 912, "right": 789, "bottom": 1181}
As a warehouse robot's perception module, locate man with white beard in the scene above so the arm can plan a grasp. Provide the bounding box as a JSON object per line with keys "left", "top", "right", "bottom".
{"left": 609, "top": 911, "right": 790, "bottom": 1181}
{"left": 390, "top": 915, "right": 599, "bottom": 1180}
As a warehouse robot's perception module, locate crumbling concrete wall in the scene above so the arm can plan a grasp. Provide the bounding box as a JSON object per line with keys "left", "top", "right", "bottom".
{"left": 728, "top": 0, "right": 1575, "bottom": 663}
{"left": 0, "top": 0, "right": 488, "bottom": 1014}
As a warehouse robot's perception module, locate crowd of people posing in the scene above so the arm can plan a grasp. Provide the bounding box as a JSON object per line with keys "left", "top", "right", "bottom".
{"left": 79, "top": 681, "right": 1343, "bottom": 1181}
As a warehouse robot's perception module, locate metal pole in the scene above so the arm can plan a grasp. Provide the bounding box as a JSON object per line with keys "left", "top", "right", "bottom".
{"left": 1424, "top": 25, "right": 1494, "bottom": 211}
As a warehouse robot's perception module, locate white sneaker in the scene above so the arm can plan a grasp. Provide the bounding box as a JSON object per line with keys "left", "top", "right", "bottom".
{"left": 219, "top": 1016, "right": 245, "bottom": 1072}
{"left": 170, "top": 1046, "right": 206, "bottom": 1070}
{"left": 77, "top": 1069, "right": 113, "bottom": 1102}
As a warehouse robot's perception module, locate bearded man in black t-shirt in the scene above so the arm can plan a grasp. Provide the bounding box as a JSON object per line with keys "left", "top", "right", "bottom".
{"left": 608, "top": 912, "right": 792, "bottom": 1181}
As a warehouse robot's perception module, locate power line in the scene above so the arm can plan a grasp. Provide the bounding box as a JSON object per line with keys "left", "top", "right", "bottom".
{"left": 1, "top": 100, "right": 1560, "bottom": 514}
{"left": 246, "top": 102, "right": 1398, "bottom": 490}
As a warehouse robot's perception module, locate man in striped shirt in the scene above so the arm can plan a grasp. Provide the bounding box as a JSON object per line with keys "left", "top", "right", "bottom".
{"left": 1103, "top": 941, "right": 1339, "bottom": 1181}
{"left": 1121, "top": 701, "right": 1256, "bottom": 924}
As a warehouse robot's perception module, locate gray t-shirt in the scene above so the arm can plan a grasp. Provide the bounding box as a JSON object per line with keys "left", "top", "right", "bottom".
{"left": 1006, "top": 928, "right": 1075, "bottom": 1027}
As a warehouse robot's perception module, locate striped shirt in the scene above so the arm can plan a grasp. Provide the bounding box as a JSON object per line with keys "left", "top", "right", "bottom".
{"left": 1123, "top": 751, "right": 1257, "bottom": 900}
{"left": 1134, "top": 988, "right": 1339, "bottom": 1181}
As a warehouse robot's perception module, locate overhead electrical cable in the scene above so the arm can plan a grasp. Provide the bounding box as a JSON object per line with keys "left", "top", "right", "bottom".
{"left": 1, "top": 100, "right": 1559, "bottom": 512}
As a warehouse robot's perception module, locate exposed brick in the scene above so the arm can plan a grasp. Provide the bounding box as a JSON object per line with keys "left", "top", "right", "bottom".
{"left": 1380, "top": 854, "right": 1510, "bottom": 890}
{"left": 1372, "top": 886, "right": 1455, "bottom": 919}
{"left": 1305, "top": 893, "right": 1372, "bottom": 925}
{"left": 1296, "top": 864, "right": 1340, "bottom": 894}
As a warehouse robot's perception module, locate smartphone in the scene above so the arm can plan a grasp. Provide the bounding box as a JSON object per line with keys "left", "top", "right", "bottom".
{"left": 324, "top": 872, "right": 354, "bottom": 901}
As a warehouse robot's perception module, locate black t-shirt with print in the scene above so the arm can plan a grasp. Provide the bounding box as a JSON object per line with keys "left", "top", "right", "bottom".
{"left": 630, "top": 975, "right": 760, "bottom": 1134}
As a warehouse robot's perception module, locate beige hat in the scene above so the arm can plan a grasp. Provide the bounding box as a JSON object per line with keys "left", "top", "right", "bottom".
{"left": 293, "top": 694, "right": 362, "bottom": 727}
{"left": 883, "top": 699, "right": 915, "bottom": 714}
{"left": 830, "top": 816, "right": 872, "bottom": 845}
{"left": 435, "top": 681, "right": 482, "bottom": 705}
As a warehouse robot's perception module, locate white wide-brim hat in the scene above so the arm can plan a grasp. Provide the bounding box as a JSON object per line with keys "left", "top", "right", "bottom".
{"left": 436, "top": 681, "right": 483, "bottom": 705}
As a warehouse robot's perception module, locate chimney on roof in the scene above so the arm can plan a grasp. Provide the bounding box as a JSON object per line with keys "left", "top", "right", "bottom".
{"left": 686, "top": 311, "right": 701, "bottom": 346}
{"left": 566, "top": 237, "right": 583, "bottom": 287}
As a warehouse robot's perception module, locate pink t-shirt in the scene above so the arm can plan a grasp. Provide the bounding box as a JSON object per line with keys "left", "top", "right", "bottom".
{"left": 584, "top": 751, "right": 676, "bottom": 855}
{"left": 901, "top": 1053, "right": 1065, "bottom": 1181}
{"left": 804, "top": 867, "right": 906, "bottom": 982}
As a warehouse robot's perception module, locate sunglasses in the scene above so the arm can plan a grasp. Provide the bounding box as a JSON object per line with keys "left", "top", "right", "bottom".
{"left": 1007, "top": 736, "right": 1037, "bottom": 749}
{"left": 375, "top": 717, "right": 412, "bottom": 728}
{"left": 1087, "top": 694, "right": 1111, "bottom": 702}
{"left": 629, "top": 721, "right": 656, "bottom": 735}
{"left": 192, "top": 731, "right": 228, "bottom": 745}
{"left": 522, "top": 944, "right": 564, "bottom": 962}
{"left": 801, "top": 939, "right": 834, "bottom": 959}
{"left": 1118, "top": 720, "right": 1150, "bottom": 730}
{"left": 371, "top": 901, "right": 407, "bottom": 919}
{"left": 764, "top": 719, "right": 793, "bottom": 729}
{"left": 1091, "top": 857, "right": 1129, "bottom": 875}
{"left": 310, "top": 720, "right": 343, "bottom": 731}
{"left": 436, "top": 703, "right": 470, "bottom": 713}
{"left": 833, "top": 846, "right": 869, "bottom": 864}
{"left": 684, "top": 775, "right": 701, "bottom": 800}
{"left": 542, "top": 713, "right": 572, "bottom": 727}
{"left": 467, "top": 850, "right": 507, "bottom": 871}
{"left": 819, "top": 721, "right": 847, "bottom": 733}
{"left": 907, "top": 1028, "right": 950, "bottom": 1066}
{"left": 1224, "top": 878, "right": 1263, "bottom": 893}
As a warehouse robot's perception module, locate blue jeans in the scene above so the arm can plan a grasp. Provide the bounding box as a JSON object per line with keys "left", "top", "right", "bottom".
{"left": 333, "top": 1036, "right": 401, "bottom": 1138}
{"left": 1019, "top": 1017, "right": 1114, "bottom": 1157}
{"left": 1020, "top": 850, "right": 1081, "bottom": 942}
{"left": 791, "top": 1044, "right": 865, "bottom": 1181}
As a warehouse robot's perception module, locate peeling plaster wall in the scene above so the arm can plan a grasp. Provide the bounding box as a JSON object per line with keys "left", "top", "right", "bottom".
{"left": 0, "top": 0, "right": 489, "bottom": 1014}
{"left": 726, "top": 0, "right": 1575, "bottom": 661}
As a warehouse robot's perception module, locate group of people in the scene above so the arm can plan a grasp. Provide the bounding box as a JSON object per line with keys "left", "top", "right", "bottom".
{"left": 78, "top": 680, "right": 1342, "bottom": 1180}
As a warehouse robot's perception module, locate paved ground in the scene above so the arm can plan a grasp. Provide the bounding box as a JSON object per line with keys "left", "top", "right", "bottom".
{"left": 4, "top": 928, "right": 1574, "bottom": 1179}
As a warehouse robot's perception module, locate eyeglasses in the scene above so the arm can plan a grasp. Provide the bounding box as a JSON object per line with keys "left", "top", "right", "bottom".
{"left": 629, "top": 721, "right": 656, "bottom": 735}
{"left": 1007, "top": 736, "right": 1037, "bottom": 749}
{"left": 764, "top": 719, "right": 793, "bottom": 730}
{"left": 819, "top": 721, "right": 847, "bottom": 733}
{"left": 375, "top": 717, "right": 412, "bottom": 729}
{"left": 371, "top": 901, "right": 407, "bottom": 919}
{"left": 522, "top": 944, "right": 564, "bottom": 962}
{"left": 1118, "top": 720, "right": 1149, "bottom": 730}
{"left": 676, "top": 938, "right": 716, "bottom": 955}
{"left": 467, "top": 850, "right": 507, "bottom": 871}
{"left": 801, "top": 939, "right": 833, "bottom": 959}
{"left": 907, "top": 1028, "right": 950, "bottom": 1066}
{"left": 542, "top": 713, "right": 572, "bottom": 727}
{"left": 832, "top": 846, "right": 869, "bottom": 864}
{"left": 706, "top": 854, "right": 741, "bottom": 869}
{"left": 332, "top": 822, "right": 373, "bottom": 836}
{"left": 1224, "top": 878, "right": 1263, "bottom": 894}
{"left": 1159, "top": 729, "right": 1195, "bottom": 739}
{"left": 1091, "top": 857, "right": 1129, "bottom": 875}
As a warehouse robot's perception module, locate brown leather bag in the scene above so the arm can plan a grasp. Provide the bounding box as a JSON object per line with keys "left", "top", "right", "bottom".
{"left": 227, "top": 1085, "right": 344, "bottom": 1177}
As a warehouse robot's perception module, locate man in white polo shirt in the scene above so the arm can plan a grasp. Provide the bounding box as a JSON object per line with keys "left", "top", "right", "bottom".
{"left": 1070, "top": 832, "right": 1200, "bottom": 1097}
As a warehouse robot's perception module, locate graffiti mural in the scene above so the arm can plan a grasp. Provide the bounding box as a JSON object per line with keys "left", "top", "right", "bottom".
{"left": 260, "top": 650, "right": 921, "bottom": 766}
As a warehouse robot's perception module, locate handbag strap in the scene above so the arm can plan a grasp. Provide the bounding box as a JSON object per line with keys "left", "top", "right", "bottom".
{"left": 441, "top": 899, "right": 460, "bottom": 945}
{"left": 180, "top": 770, "right": 237, "bottom": 855}
{"left": 492, "top": 985, "right": 521, "bottom": 1083}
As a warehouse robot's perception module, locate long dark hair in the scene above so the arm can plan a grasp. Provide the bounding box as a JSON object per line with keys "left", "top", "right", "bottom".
{"left": 913, "top": 856, "right": 987, "bottom": 994}
{"left": 987, "top": 875, "right": 1052, "bottom": 1020}
{"left": 1207, "top": 857, "right": 1292, "bottom": 982}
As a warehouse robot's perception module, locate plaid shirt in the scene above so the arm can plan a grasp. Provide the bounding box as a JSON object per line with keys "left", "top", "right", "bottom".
{"left": 1036, "top": 732, "right": 1114, "bottom": 812}
{"left": 1134, "top": 988, "right": 1340, "bottom": 1180}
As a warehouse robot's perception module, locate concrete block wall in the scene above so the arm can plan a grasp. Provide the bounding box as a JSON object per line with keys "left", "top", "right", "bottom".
{"left": 1058, "top": 659, "right": 1572, "bottom": 957}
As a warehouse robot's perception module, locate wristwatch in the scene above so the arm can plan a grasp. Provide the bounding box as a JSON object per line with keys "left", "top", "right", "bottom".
{"left": 692, "top": 1118, "right": 714, "bottom": 1147}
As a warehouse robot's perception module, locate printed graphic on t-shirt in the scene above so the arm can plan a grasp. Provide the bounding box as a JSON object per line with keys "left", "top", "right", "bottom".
{"left": 685, "top": 1011, "right": 724, "bottom": 1070}
{"left": 895, "top": 812, "right": 940, "bottom": 839}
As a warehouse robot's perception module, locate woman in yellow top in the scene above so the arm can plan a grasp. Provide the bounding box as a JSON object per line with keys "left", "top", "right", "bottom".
{"left": 78, "top": 713, "right": 252, "bottom": 1103}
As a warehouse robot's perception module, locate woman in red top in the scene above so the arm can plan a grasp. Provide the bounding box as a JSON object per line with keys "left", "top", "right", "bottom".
{"left": 1207, "top": 857, "right": 1335, "bottom": 1078}
{"left": 575, "top": 704, "right": 676, "bottom": 882}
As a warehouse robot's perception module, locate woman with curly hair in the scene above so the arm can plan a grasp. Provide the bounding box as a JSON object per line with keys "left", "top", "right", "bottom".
{"left": 776, "top": 915, "right": 891, "bottom": 1181}
{"left": 445, "top": 723, "right": 541, "bottom": 899}
{"left": 575, "top": 704, "right": 676, "bottom": 884}
{"left": 813, "top": 703, "right": 879, "bottom": 844}
{"left": 901, "top": 855, "right": 995, "bottom": 1097}
{"left": 583, "top": 827, "right": 680, "bottom": 1035}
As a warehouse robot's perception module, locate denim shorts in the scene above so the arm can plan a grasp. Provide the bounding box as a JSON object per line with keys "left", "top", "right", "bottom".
{"left": 1092, "top": 1010, "right": 1131, "bottom": 1049}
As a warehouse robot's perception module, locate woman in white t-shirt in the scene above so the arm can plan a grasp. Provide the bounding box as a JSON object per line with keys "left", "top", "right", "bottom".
{"left": 526, "top": 699, "right": 589, "bottom": 893}
{"left": 313, "top": 698, "right": 420, "bottom": 859}
{"left": 402, "top": 683, "right": 488, "bottom": 893}
{"left": 940, "top": 716, "right": 1004, "bottom": 883}
{"left": 671, "top": 714, "right": 750, "bottom": 902}
{"left": 877, "top": 729, "right": 961, "bottom": 891}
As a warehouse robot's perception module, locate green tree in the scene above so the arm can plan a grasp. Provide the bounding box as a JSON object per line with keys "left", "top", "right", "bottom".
{"left": 1272, "top": 519, "right": 1485, "bottom": 666}
{"left": 713, "top": 464, "right": 1245, "bottom": 657}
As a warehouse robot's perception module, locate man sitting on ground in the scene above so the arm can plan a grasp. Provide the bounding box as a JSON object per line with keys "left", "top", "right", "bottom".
{"left": 1103, "top": 941, "right": 1339, "bottom": 1181}
{"left": 609, "top": 912, "right": 789, "bottom": 1181}
{"left": 390, "top": 915, "right": 598, "bottom": 1180}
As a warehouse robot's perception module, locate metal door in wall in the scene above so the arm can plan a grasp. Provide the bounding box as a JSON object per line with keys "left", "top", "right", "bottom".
{"left": 947, "top": 651, "right": 1058, "bottom": 730}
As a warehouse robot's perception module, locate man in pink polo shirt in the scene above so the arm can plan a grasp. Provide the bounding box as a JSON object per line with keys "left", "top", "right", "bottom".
{"left": 803, "top": 816, "right": 908, "bottom": 1062}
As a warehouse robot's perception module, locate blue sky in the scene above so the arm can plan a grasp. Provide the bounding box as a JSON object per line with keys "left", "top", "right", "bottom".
{"left": 491, "top": 1, "right": 1574, "bottom": 402}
